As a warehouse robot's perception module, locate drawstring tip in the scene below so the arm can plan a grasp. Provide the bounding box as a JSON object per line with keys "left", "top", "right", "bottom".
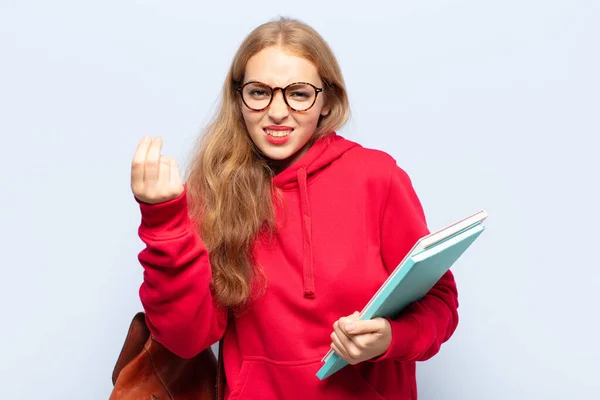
{"left": 303, "top": 290, "right": 315, "bottom": 299}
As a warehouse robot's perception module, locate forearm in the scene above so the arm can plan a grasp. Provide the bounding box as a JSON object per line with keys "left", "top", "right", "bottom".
{"left": 136, "top": 190, "right": 227, "bottom": 358}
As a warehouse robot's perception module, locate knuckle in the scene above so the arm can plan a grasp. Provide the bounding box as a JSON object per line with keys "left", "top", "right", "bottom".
{"left": 145, "top": 160, "right": 158, "bottom": 169}
{"left": 349, "top": 348, "right": 361, "bottom": 359}
{"left": 146, "top": 152, "right": 159, "bottom": 162}
{"left": 131, "top": 160, "right": 144, "bottom": 169}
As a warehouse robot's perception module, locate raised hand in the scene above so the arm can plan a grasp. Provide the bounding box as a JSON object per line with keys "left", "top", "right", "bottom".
{"left": 130, "top": 136, "right": 184, "bottom": 205}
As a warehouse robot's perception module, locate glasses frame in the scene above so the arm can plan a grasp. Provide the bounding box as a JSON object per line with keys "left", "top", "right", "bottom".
{"left": 237, "top": 81, "right": 324, "bottom": 112}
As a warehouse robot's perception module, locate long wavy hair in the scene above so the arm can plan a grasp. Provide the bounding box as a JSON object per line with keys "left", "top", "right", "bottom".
{"left": 185, "top": 17, "right": 350, "bottom": 308}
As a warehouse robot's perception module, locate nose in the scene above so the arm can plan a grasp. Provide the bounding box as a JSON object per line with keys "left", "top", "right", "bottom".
{"left": 267, "top": 90, "right": 289, "bottom": 122}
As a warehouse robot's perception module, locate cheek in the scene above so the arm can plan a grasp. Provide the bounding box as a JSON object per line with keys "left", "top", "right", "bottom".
{"left": 242, "top": 109, "right": 261, "bottom": 131}
{"left": 300, "top": 99, "right": 327, "bottom": 128}
{"left": 296, "top": 110, "right": 322, "bottom": 129}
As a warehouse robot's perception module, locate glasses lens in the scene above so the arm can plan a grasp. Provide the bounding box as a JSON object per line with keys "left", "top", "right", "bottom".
{"left": 242, "top": 82, "right": 272, "bottom": 110}
{"left": 285, "top": 83, "right": 316, "bottom": 111}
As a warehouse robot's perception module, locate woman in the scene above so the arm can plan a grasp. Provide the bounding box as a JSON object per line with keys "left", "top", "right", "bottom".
{"left": 130, "top": 17, "right": 458, "bottom": 400}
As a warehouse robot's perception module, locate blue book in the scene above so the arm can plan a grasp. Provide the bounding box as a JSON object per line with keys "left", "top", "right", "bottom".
{"left": 316, "top": 210, "right": 488, "bottom": 380}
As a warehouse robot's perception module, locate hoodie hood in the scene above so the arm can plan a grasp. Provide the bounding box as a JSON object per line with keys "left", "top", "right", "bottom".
{"left": 272, "top": 132, "right": 360, "bottom": 298}
{"left": 272, "top": 132, "right": 360, "bottom": 190}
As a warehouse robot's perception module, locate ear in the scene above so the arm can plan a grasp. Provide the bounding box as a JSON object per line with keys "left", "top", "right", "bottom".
{"left": 320, "top": 105, "right": 331, "bottom": 117}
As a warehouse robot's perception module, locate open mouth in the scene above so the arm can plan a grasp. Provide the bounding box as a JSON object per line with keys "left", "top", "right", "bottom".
{"left": 264, "top": 128, "right": 293, "bottom": 144}
{"left": 265, "top": 128, "right": 293, "bottom": 137}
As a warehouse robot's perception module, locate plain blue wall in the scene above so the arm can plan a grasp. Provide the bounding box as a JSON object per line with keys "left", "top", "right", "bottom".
{"left": 1, "top": 1, "right": 598, "bottom": 398}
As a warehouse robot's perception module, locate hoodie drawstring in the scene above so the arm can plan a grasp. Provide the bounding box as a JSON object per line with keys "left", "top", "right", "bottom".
{"left": 297, "top": 167, "right": 315, "bottom": 298}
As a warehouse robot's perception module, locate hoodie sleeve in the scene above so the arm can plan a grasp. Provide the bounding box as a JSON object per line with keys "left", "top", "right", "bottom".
{"left": 371, "top": 164, "right": 459, "bottom": 363}
{"left": 136, "top": 185, "right": 227, "bottom": 359}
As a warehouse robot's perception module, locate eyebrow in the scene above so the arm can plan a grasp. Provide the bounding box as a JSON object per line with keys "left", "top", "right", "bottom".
{"left": 242, "top": 79, "right": 321, "bottom": 87}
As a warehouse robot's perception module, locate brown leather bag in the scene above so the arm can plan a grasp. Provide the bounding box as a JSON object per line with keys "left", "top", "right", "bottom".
{"left": 109, "top": 312, "right": 225, "bottom": 400}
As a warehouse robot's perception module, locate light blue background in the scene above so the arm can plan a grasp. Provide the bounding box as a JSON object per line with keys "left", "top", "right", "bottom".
{"left": 1, "top": 1, "right": 598, "bottom": 399}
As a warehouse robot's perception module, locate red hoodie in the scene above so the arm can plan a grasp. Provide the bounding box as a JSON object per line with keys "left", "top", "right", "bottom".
{"left": 136, "top": 133, "right": 459, "bottom": 400}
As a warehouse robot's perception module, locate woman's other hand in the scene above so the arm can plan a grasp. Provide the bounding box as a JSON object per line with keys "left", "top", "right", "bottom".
{"left": 330, "top": 312, "right": 392, "bottom": 365}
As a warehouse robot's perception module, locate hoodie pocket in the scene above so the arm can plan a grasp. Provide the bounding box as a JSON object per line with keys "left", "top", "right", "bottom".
{"left": 227, "top": 357, "right": 385, "bottom": 400}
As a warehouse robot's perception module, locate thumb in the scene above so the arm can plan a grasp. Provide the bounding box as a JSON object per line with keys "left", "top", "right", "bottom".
{"left": 344, "top": 318, "right": 381, "bottom": 335}
{"left": 339, "top": 311, "right": 360, "bottom": 332}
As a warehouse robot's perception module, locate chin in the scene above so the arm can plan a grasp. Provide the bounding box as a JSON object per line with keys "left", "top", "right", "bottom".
{"left": 260, "top": 148, "right": 295, "bottom": 161}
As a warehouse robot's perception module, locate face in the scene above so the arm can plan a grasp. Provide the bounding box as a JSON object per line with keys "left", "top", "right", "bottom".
{"left": 240, "top": 46, "right": 330, "bottom": 171}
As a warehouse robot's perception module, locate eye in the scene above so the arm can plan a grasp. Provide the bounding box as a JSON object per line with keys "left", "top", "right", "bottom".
{"left": 249, "top": 89, "right": 269, "bottom": 97}
{"left": 289, "top": 91, "right": 311, "bottom": 99}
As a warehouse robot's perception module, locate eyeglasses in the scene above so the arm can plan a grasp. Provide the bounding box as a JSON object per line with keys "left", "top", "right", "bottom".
{"left": 237, "top": 81, "right": 324, "bottom": 112}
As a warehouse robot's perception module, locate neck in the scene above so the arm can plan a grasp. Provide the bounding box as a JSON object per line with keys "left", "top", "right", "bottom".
{"left": 269, "top": 140, "right": 315, "bottom": 174}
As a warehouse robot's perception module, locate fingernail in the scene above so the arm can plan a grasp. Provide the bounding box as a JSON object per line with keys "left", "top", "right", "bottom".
{"left": 143, "top": 136, "right": 151, "bottom": 142}
{"left": 346, "top": 323, "right": 355, "bottom": 332}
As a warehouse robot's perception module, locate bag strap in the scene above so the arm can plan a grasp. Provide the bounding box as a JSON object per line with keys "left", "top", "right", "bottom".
{"left": 216, "top": 337, "right": 225, "bottom": 400}
{"left": 216, "top": 308, "right": 231, "bottom": 400}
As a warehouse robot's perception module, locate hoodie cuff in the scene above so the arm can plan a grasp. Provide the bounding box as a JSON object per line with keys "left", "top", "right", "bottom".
{"left": 135, "top": 185, "right": 190, "bottom": 239}
{"left": 370, "top": 315, "right": 420, "bottom": 362}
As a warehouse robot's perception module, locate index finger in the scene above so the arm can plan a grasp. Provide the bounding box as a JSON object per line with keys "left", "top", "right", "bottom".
{"left": 131, "top": 136, "right": 152, "bottom": 183}
{"left": 132, "top": 136, "right": 152, "bottom": 165}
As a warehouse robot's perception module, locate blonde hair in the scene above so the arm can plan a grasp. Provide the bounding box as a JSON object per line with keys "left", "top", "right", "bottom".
{"left": 185, "top": 17, "right": 350, "bottom": 308}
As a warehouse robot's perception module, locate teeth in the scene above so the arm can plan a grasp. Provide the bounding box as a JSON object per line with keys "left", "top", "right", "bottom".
{"left": 266, "top": 129, "right": 292, "bottom": 137}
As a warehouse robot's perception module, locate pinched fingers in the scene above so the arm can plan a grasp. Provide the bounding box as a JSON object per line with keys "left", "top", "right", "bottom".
{"left": 130, "top": 136, "right": 183, "bottom": 204}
